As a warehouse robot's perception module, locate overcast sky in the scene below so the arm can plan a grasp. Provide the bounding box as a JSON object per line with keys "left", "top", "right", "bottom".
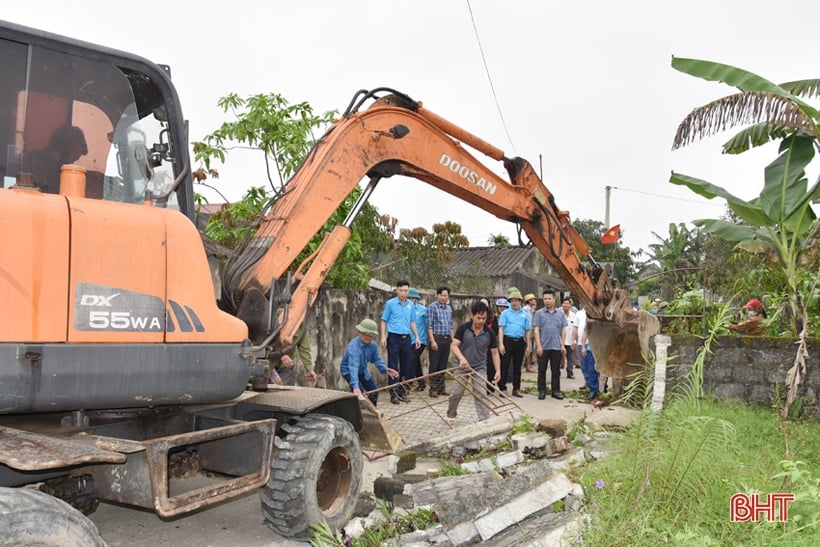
{"left": 4, "top": 1, "right": 820, "bottom": 256}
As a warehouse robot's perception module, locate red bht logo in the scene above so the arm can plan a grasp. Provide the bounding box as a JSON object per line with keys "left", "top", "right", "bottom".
{"left": 730, "top": 493, "right": 795, "bottom": 522}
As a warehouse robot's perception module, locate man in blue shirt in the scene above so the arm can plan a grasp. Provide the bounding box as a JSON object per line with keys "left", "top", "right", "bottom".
{"left": 497, "top": 287, "right": 532, "bottom": 398}
{"left": 533, "top": 289, "right": 568, "bottom": 400}
{"left": 340, "top": 318, "right": 399, "bottom": 406}
{"left": 408, "top": 288, "right": 428, "bottom": 392}
{"left": 379, "top": 280, "right": 420, "bottom": 404}
{"left": 426, "top": 286, "right": 454, "bottom": 397}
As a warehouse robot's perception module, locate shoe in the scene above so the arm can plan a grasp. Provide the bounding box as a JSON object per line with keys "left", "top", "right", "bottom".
{"left": 538, "top": 393, "right": 546, "bottom": 400}
{"left": 552, "top": 393, "right": 564, "bottom": 400}
{"left": 525, "top": 367, "right": 535, "bottom": 373}
{"left": 429, "top": 390, "right": 438, "bottom": 398}
{"left": 439, "top": 390, "right": 450, "bottom": 396}
{"left": 397, "top": 393, "right": 410, "bottom": 402}
{"left": 512, "top": 390, "right": 524, "bottom": 398}
{"left": 415, "top": 384, "right": 425, "bottom": 392}
{"left": 391, "top": 396, "right": 400, "bottom": 405}
{"left": 567, "top": 374, "right": 575, "bottom": 379}
{"left": 588, "top": 392, "right": 598, "bottom": 400}
{"left": 445, "top": 417, "right": 457, "bottom": 426}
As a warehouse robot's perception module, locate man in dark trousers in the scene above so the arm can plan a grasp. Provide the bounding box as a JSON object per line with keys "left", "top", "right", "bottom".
{"left": 379, "top": 280, "right": 420, "bottom": 404}
{"left": 426, "top": 285, "right": 454, "bottom": 397}
{"left": 446, "top": 300, "right": 501, "bottom": 425}
{"left": 533, "top": 289, "right": 568, "bottom": 400}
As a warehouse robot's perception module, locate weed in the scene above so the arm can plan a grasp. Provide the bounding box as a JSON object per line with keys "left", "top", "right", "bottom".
{"left": 309, "top": 501, "right": 439, "bottom": 547}
{"left": 437, "top": 459, "right": 466, "bottom": 477}
{"left": 512, "top": 413, "right": 536, "bottom": 434}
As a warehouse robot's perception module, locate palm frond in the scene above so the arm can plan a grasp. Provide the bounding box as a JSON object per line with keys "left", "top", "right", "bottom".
{"left": 673, "top": 92, "right": 817, "bottom": 150}
{"left": 779, "top": 79, "right": 820, "bottom": 99}
{"left": 721, "top": 122, "right": 798, "bottom": 154}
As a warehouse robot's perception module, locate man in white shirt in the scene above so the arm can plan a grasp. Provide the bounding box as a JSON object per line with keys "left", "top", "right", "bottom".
{"left": 560, "top": 297, "right": 578, "bottom": 379}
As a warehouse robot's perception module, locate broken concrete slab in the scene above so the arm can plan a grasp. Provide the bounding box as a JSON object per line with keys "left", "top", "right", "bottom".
{"left": 404, "top": 414, "right": 515, "bottom": 457}
{"left": 473, "top": 472, "right": 574, "bottom": 541}
{"left": 386, "top": 449, "right": 417, "bottom": 474}
{"left": 460, "top": 450, "right": 524, "bottom": 474}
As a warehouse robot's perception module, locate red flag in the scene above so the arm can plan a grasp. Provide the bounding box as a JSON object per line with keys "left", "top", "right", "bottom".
{"left": 600, "top": 224, "right": 620, "bottom": 244}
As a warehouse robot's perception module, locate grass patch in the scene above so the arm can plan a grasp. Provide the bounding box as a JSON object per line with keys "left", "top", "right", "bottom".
{"left": 579, "top": 398, "right": 820, "bottom": 546}
{"left": 310, "top": 502, "right": 438, "bottom": 546}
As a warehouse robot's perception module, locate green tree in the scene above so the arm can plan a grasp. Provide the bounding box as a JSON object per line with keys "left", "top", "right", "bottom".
{"left": 379, "top": 222, "right": 470, "bottom": 290}
{"left": 193, "top": 92, "right": 392, "bottom": 288}
{"left": 572, "top": 218, "right": 643, "bottom": 284}
{"left": 487, "top": 233, "right": 511, "bottom": 247}
{"left": 669, "top": 57, "right": 820, "bottom": 416}
{"left": 647, "top": 222, "right": 706, "bottom": 300}
{"left": 193, "top": 92, "right": 336, "bottom": 190}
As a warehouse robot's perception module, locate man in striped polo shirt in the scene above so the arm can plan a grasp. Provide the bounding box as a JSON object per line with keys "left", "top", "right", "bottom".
{"left": 426, "top": 285, "right": 454, "bottom": 397}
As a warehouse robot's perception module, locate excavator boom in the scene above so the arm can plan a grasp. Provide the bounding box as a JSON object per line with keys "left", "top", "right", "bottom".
{"left": 227, "top": 90, "right": 658, "bottom": 377}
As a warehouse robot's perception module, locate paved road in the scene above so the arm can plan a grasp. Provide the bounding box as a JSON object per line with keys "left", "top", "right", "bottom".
{"left": 89, "top": 371, "right": 637, "bottom": 546}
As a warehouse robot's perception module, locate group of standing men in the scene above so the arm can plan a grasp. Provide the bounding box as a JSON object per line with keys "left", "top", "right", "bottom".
{"left": 338, "top": 281, "right": 601, "bottom": 420}
{"left": 484, "top": 287, "right": 602, "bottom": 403}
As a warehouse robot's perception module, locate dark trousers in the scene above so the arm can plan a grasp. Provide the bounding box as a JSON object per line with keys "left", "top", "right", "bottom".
{"left": 412, "top": 343, "right": 426, "bottom": 387}
{"left": 499, "top": 337, "right": 526, "bottom": 392}
{"left": 387, "top": 332, "right": 413, "bottom": 397}
{"left": 428, "top": 335, "right": 451, "bottom": 393}
{"left": 343, "top": 373, "right": 379, "bottom": 406}
{"left": 537, "top": 349, "right": 563, "bottom": 396}
{"left": 564, "top": 344, "right": 577, "bottom": 375}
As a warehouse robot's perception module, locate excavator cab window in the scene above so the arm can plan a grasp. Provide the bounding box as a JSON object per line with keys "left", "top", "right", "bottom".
{"left": 0, "top": 36, "right": 178, "bottom": 206}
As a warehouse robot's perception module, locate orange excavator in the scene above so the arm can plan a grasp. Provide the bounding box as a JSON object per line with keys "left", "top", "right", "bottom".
{"left": 0, "top": 19, "right": 656, "bottom": 544}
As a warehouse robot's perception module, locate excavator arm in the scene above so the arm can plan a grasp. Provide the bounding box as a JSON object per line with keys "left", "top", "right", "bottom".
{"left": 225, "top": 90, "right": 657, "bottom": 378}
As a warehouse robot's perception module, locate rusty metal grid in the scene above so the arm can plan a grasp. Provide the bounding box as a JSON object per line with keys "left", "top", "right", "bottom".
{"left": 363, "top": 369, "right": 521, "bottom": 448}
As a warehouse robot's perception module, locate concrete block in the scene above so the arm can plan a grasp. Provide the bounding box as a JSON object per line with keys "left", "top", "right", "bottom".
{"left": 496, "top": 450, "right": 524, "bottom": 469}
{"left": 565, "top": 493, "right": 583, "bottom": 512}
{"left": 388, "top": 450, "right": 417, "bottom": 474}
{"left": 373, "top": 474, "right": 426, "bottom": 501}
{"left": 473, "top": 473, "right": 574, "bottom": 540}
{"left": 445, "top": 521, "right": 479, "bottom": 545}
{"left": 511, "top": 432, "right": 549, "bottom": 450}
{"left": 393, "top": 493, "right": 415, "bottom": 509}
{"left": 546, "top": 435, "right": 570, "bottom": 457}
{"left": 537, "top": 418, "right": 568, "bottom": 437}
{"left": 374, "top": 477, "right": 405, "bottom": 501}
{"left": 353, "top": 493, "right": 376, "bottom": 517}
{"left": 535, "top": 512, "right": 583, "bottom": 546}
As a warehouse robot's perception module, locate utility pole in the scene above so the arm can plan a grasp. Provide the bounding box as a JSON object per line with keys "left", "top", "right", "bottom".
{"left": 604, "top": 185, "right": 611, "bottom": 228}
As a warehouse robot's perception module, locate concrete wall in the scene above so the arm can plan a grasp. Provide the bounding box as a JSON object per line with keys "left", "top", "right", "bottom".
{"left": 304, "top": 288, "right": 484, "bottom": 390}
{"left": 667, "top": 335, "right": 819, "bottom": 417}
{"left": 301, "top": 289, "right": 818, "bottom": 417}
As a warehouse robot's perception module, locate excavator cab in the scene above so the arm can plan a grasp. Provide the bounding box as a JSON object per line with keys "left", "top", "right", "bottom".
{"left": 0, "top": 24, "right": 192, "bottom": 210}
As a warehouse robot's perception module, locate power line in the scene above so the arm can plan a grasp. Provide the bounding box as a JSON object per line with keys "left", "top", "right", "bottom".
{"left": 465, "top": 0, "right": 516, "bottom": 154}
{"left": 611, "top": 186, "right": 725, "bottom": 207}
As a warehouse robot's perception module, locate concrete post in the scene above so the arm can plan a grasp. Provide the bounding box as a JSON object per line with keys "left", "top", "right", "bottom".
{"left": 651, "top": 335, "right": 672, "bottom": 411}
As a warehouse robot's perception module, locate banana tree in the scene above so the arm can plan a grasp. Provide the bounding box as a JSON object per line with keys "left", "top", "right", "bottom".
{"left": 669, "top": 57, "right": 820, "bottom": 417}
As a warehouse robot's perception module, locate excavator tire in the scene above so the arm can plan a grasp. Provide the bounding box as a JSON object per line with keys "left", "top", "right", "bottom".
{"left": 260, "top": 414, "right": 363, "bottom": 539}
{"left": 0, "top": 487, "right": 106, "bottom": 546}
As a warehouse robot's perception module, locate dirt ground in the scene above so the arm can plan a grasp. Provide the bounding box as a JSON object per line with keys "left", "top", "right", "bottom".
{"left": 89, "top": 371, "right": 639, "bottom": 546}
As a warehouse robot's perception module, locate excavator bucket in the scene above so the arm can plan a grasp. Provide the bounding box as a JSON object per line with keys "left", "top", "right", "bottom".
{"left": 356, "top": 397, "right": 403, "bottom": 453}
{"left": 587, "top": 308, "right": 660, "bottom": 380}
